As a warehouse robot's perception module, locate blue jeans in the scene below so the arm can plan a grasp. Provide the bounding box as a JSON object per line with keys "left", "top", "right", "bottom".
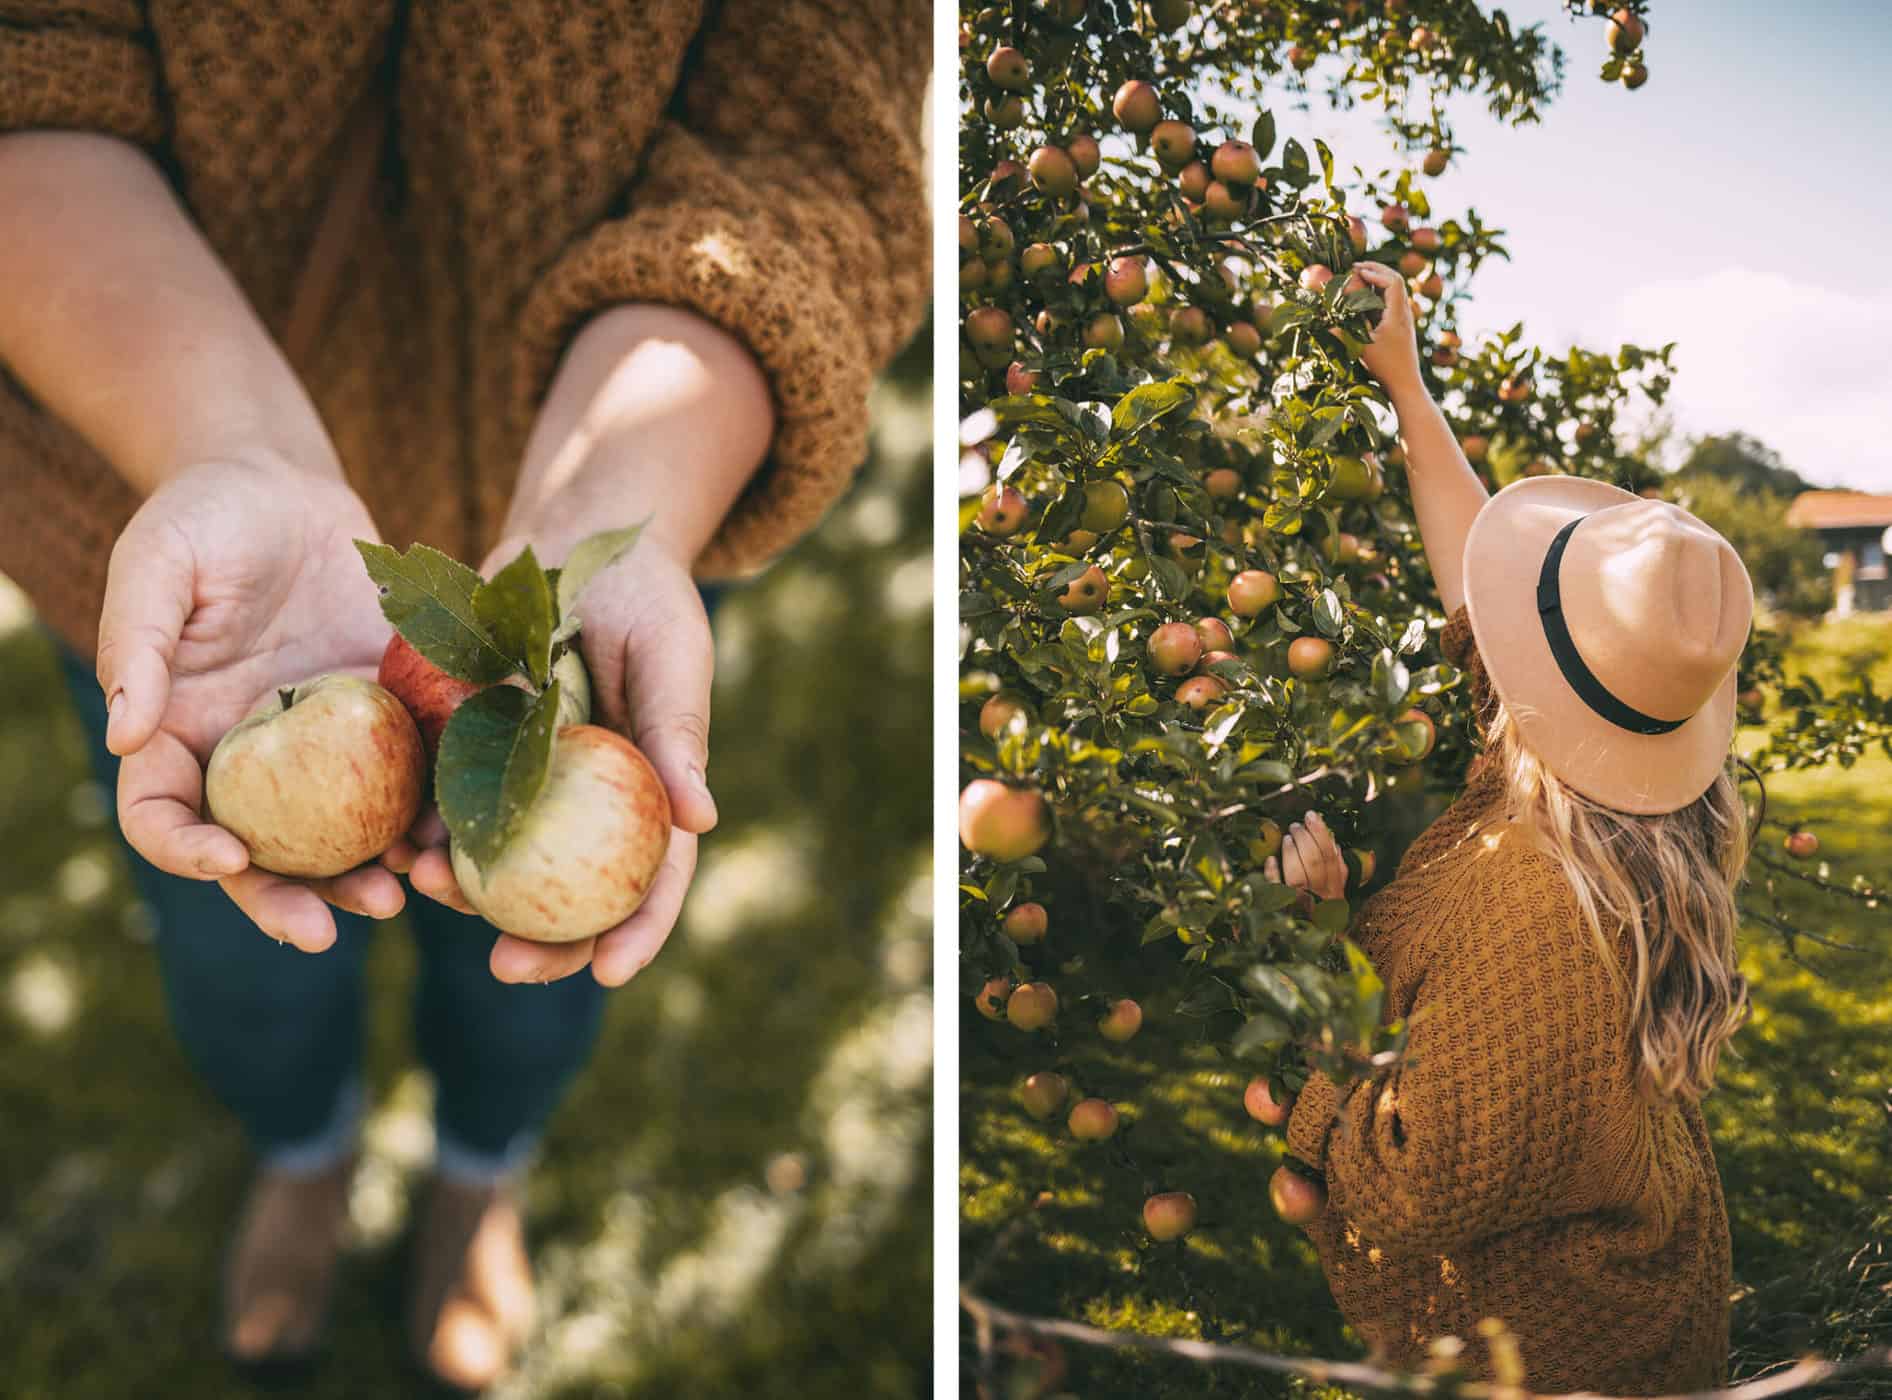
{"left": 59, "top": 647, "right": 608, "bottom": 1182}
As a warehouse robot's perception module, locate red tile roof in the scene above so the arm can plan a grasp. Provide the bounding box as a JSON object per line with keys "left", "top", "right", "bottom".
{"left": 1786, "top": 491, "right": 1892, "bottom": 530}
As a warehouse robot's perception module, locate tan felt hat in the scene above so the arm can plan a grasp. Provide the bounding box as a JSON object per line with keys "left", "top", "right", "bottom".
{"left": 1461, "top": 476, "right": 1753, "bottom": 816}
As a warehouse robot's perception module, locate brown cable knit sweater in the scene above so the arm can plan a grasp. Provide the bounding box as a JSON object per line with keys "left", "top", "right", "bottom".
{"left": 1286, "top": 608, "right": 1732, "bottom": 1395}
{"left": 0, "top": 0, "right": 929, "bottom": 655}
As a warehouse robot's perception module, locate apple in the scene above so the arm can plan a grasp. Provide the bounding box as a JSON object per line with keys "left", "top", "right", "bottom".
{"left": 1020, "top": 1072, "right": 1069, "bottom": 1119}
{"left": 987, "top": 45, "right": 1031, "bottom": 89}
{"left": 1423, "top": 147, "right": 1449, "bottom": 176}
{"left": 1150, "top": 119, "right": 1196, "bottom": 172}
{"left": 1149, "top": 622, "right": 1203, "bottom": 676}
{"left": 1410, "top": 24, "right": 1438, "bottom": 52}
{"left": 958, "top": 214, "right": 979, "bottom": 257}
{"left": 379, "top": 633, "right": 588, "bottom": 762}
{"left": 1068, "top": 1098, "right": 1119, "bottom": 1141}
{"left": 1785, "top": 830, "right": 1819, "bottom": 860}
{"left": 1104, "top": 255, "right": 1149, "bottom": 306}
{"left": 983, "top": 94, "right": 1025, "bottom": 129}
{"left": 1328, "top": 457, "right": 1382, "bottom": 502}
{"left": 1346, "top": 215, "right": 1368, "bottom": 252}
{"left": 1020, "top": 242, "right": 1060, "bottom": 280}
{"left": 1007, "top": 981, "right": 1059, "bottom": 1031}
{"left": 1228, "top": 570, "right": 1281, "bottom": 617}
{"left": 1004, "top": 901, "right": 1049, "bottom": 944}
{"left": 1211, "top": 140, "right": 1261, "bottom": 187}
{"left": 1223, "top": 321, "right": 1262, "bottom": 358}
{"left": 1057, "top": 564, "right": 1109, "bottom": 614}
{"left": 1204, "top": 467, "right": 1243, "bottom": 499}
{"left": 1029, "top": 144, "right": 1079, "bottom": 197}
{"left": 205, "top": 675, "right": 426, "bottom": 879}
{"left": 979, "top": 484, "right": 1029, "bottom": 536}
{"left": 1143, "top": 1191, "right": 1197, "bottom": 1241}
{"left": 1498, "top": 374, "right": 1533, "bottom": 403}
{"left": 964, "top": 307, "right": 1014, "bottom": 366}
{"left": 1411, "top": 226, "right": 1441, "bottom": 254}
{"left": 976, "top": 976, "right": 1014, "bottom": 1020}
{"left": 1004, "top": 362, "right": 1040, "bottom": 396}
{"left": 978, "top": 216, "right": 1015, "bottom": 262}
{"left": 1621, "top": 59, "right": 1647, "bottom": 89}
{"left": 1097, "top": 998, "right": 1143, "bottom": 1042}
{"left": 449, "top": 725, "right": 671, "bottom": 942}
{"left": 1080, "top": 480, "right": 1131, "bottom": 532}
{"left": 1381, "top": 203, "right": 1409, "bottom": 232}
{"left": 1737, "top": 687, "right": 1764, "bottom": 711}
{"left": 1390, "top": 707, "right": 1436, "bottom": 763}
{"left": 1270, "top": 1165, "right": 1325, "bottom": 1226}
{"left": 959, "top": 259, "right": 987, "bottom": 291}
{"left": 1063, "top": 529, "right": 1101, "bottom": 552}
{"left": 1151, "top": 0, "right": 1191, "bottom": 28}
{"left": 1243, "top": 1076, "right": 1293, "bottom": 1126}
{"left": 1607, "top": 8, "right": 1643, "bottom": 54}
{"left": 1169, "top": 306, "right": 1212, "bottom": 345}
{"left": 1195, "top": 618, "right": 1234, "bottom": 653}
{"left": 1461, "top": 434, "right": 1489, "bottom": 463}
{"left": 1112, "top": 80, "right": 1161, "bottom": 134}
{"left": 1202, "top": 180, "right": 1247, "bottom": 222}
{"left": 1417, "top": 271, "right": 1444, "bottom": 300}
{"left": 1299, "top": 263, "right": 1334, "bottom": 292}
{"left": 1177, "top": 160, "right": 1211, "bottom": 202}
{"left": 1287, "top": 637, "right": 1335, "bottom": 679}
{"left": 1397, "top": 249, "right": 1427, "bottom": 278}
{"left": 1176, "top": 675, "right": 1226, "bottom": 711}
{"left": 1066, "top": 132, "right": 1102, "bottom": 178}
{"left": 1248, "top": 817, "right": 1283, "bottom": 863}
{"left": 1288, "top": 43, "right": 1314, "bottom": 71}
{"left": 1082, "top": 312, "right": 1126, "bottom": 351}
{"left": 960, "top": 779, "right": 1052, "bottom": 862}
{"left": 979, "top": 692, "right": 1031, "bottom": 739}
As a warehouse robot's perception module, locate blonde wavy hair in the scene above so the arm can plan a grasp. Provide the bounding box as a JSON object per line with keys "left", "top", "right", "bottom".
{"left": 1480, "top": 704, "right": 1751, "bottom": 1102}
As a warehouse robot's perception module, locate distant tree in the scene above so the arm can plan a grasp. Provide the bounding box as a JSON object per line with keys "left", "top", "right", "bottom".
{"left": 1663, "top": 473, "right": 1831, "bottom": 619}
{"left": 1675, "top": 433, "right": 1817, "bottom": 498}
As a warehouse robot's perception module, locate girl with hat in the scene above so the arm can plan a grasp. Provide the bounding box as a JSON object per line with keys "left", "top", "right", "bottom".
{"left": 1271, "top": 261, "right": 1752, "bottom": 1392}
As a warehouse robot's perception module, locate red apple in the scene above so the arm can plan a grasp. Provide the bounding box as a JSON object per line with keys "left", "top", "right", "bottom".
{"left": 979, "top": 692, "right": 1031, "bottom": 739}
{"left": 1029, "top": 144, "right": 1079, "bottom": 197}
{"left": 1177, "top": 160, "right": 1212, "bottom": 202}
{"left": 378, "top": 633, "right": 589, "bottom": 761}
{"left": 1195, "top": 617, "right": 1234, "bottom": 653}
{"left": 1112, "top": 80, "right": 1161, "bottom": 134}
{"left": 1058, "top": 565, "right": 1110, "bottom": 614}
{"left": 1228, "top": 569, "right": 1281, "bottom": 617}
{"left": 976, "top": 976, "right": 1014, "bottom": 1020}
{"left": 1422, "top": 147, "right": 1449, "bottom": 176}
{"left": 987, "top": 45, "right": 1031, "bottom": 89}
{"left": 1269, "top": 1164, "right": 1325, "bottom": 1225}
{"left": 1150, "top": 119, "right": 1197, "bottom": 172}
{"left": 1621, "top": 59, "right": 1647, "bottom": 89}
{"left": 1004, "top": 901, "right": 1049, "bottom": 944}
{"left": 1287, "top": 637, "right": 1335, "bottom": 679}
{"left": 1211, "top": 139, "right": 1261, "bottom": 187}
{"left": 449, "top": 725, "right": 671, "bottom": 941}
{"left": 1004, "top": 362, "right": 1040, "bottom": 396}
{"left": 1243, "top": 1076, "right": 1293, "bottom": 1126}
{"left": 1082, "top": 313, "right": 1126, "bottom": 351}
{"left": 1067, "top": 1098, "right": 1120, "bottom": 1140}
{"left": 1176, "top": 675, "right": 1226, "bottom": 711}
{"left": 960, "top": 780, "right": 1052, "bottom": 862}
{"left": 1346, "top": 215, "right": 1368, "bottom": 252}
{"left": 1149, "top": 622, "right": 1204, "bottom": 676}
{"left": 1785, "top": 830, "right": 1819, "bottom": 859}
{"left": 1020, "top": 242, "right": 1060, "bottom": 280}
{"left": 1202, "top": 180, "right": 1247, "bottom": 222}
{"left": 1020, "top": 1071, "right": 1069, "bottom": 1119}
{"left": 1066, "top": 132, "right": 1102, "bottom": 177}
{"left": 1300, "top": 263, "right": 1335, "bottom": 292}
{"left": 205, "top": 674, "right": 425, "bottom": 879}
{"left": 979, "top": 484, "right": 1029, "bottom": 536}
{"left": 1170, "top": 306, "right": 1212, "bottom": 345}
{"left": 1411, "top": 226, "right": 1441, "bottom": 254}
{"left": 1007, "top": 981, "right": 1059, "bottom": 1031}
{"left": 1607, "top": 8, "right": 1643, "bottom": 54}
{"left": 1461, "top": 434, "right": 1489, "bottom": 463}
{"left": 1223, "top": 321, "right": 1262, "bottom": 358}
{"left": 1097, "top": 998, "right": 1143, "bottom": 1042}
{"left": 1204, "top": 468, "right": 1243, "bottom": 499}
{"left": 1143, "top": 1191, "right": 1197, "bottom": 1240}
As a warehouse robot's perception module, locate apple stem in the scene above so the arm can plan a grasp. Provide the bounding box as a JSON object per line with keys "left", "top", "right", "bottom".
{"left": 279, "top": 687, "right": 298, "bottom": 710}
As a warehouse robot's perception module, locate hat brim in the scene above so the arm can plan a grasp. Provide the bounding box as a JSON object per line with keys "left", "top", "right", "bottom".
{"left": 1461, "top": 476, "right": 1738, "bottom": 816}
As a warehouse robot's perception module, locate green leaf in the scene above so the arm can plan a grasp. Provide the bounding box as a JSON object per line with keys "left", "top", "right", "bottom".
{"left": 1312, "top": 898, "right": 1352, "bottom": 934}
{"left": 1232, "top": 1013, "right": 1292, "bottom": 1057}
{"left": 1112, "top": 381, "right": 1194, "bottom": 433}
{"left": 436, "top": 681, "right": 563, "bottom": 873}
{"left": 1312, "top": 588, "right": 1344, "bottom": 636}
{"left": 1281, "top": 138, "right": 1311, "bottom": 188}
{"left": 356, "top": 540, "right": 517, "bottom": 684}
{"left": 1251, "top": 110, "right": 1276, "bottom": 160}
{"left": 555, "top": 522, "right": 647, "bottom": 622}
{"left": 474, "top": 545, "right": 557, "bottom": 687}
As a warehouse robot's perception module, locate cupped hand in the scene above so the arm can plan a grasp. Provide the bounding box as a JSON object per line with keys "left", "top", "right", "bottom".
{"left": 97, "top": 458, "right": 404, "bottom": 950}
{"left": 1264, "top": 810, "right": 1349, "bottom": 903}
{"left": 401, "top": 538, "right": 718, "bottom": 988}
{"left": 1346, "top": 261, "right": 1423, "bottom": 392}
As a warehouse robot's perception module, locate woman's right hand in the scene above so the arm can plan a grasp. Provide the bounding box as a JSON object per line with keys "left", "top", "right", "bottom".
{"left": 1347, "top": 261, "right": 1424, "bottom": 394}
{"left": 95, "top": 457, "right": 406, "bottom": 951}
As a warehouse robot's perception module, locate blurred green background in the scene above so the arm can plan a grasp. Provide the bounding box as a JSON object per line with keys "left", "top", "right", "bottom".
{"left": 0, "top": 334, "right": 933, "bottom": 1398}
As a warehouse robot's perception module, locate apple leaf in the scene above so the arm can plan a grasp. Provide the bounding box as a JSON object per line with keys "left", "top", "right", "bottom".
{"left": 356, "top": 541, "right": 518, "bottom": 685}
{"left": 436, "top": 679, "right": 563, "bottom": 873}
{"left": 473, "top": 545, "right": 556, "bottom": 688}
{"left": 553, "top": 522, "right": 647, "bottom": 628}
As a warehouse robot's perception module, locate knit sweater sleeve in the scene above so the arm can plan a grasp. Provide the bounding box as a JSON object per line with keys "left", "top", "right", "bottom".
{"left": 513, "top": 0, "right": 929, "bottom": 581}
{"left": 0, "top": 3, "right": 164, "bottom": 145}
{"left": 1286, "top": 855, "right": 1631, "bottom": 1253}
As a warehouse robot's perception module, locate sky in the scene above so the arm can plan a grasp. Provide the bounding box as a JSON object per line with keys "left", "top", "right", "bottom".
{"left": 1271, "top": 0, "right": 1892, "bottom": 491}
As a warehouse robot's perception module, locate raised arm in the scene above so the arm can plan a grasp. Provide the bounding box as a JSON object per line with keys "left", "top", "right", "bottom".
{"left": 1349, "top": 261, "right": 1489, "bottom": 615}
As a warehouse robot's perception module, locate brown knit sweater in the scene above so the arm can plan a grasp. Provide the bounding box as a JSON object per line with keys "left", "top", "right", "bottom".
{"left": 1286, "top": 608, "right": 1732, "bottom": 1395}
{"left": 0, "top": 0, "right": 928, "bottom": 654}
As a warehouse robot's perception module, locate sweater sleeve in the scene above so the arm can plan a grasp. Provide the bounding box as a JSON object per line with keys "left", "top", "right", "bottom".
{"left": 513, "top": 0, "right": 930, "bottom": 581}
{"left": 1286, "top": 855, "right": 1633, "bottom": 1253}
{"left": 0, "top": 3, "right": 164, "bottom": 145}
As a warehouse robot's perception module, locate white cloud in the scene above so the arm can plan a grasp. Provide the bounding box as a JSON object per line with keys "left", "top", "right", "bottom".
{"left": 1562, "top": 267, "right": 1890, "bottom": 492}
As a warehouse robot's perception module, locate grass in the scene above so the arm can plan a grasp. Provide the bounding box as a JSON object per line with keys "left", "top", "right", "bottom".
{"left": 960, "top": 615, "right": 1892, "bottom": 1397}
{"left": 0, "top": 341, "right": 932, "bottom": 1399}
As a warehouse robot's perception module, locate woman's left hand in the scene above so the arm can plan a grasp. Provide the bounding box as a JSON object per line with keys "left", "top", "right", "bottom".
{"left": 1265, "top": 810, "right": 1349, "bottom": 902}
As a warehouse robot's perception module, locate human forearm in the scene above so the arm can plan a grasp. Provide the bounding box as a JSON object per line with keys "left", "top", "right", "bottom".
{"left": 502, "top": 304, "right": 775, "bottom": 568}
{"left": 1383, "top": 377, "right": 1489, "bottom": 617}
{"left": 0, "top": 131, "right": 340, "bottom": 493}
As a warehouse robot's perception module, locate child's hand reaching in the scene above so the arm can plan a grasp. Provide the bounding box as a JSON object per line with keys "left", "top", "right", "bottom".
{"left": 1346, "top": 261, "right": 1423, "bottom": 394}
{"left": 96, "top": 458, "right": 406, "bottom": 950}
{"left": 1265, "top": 810, "right": 1349, "bottom": 903}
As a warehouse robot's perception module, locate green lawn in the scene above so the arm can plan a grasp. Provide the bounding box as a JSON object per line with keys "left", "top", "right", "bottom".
{"left": 961, "top": 617, "right": 1892, "bottom": 1397}
{"left": 0, "top": 344, "right": 933, "bottom": 1399}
